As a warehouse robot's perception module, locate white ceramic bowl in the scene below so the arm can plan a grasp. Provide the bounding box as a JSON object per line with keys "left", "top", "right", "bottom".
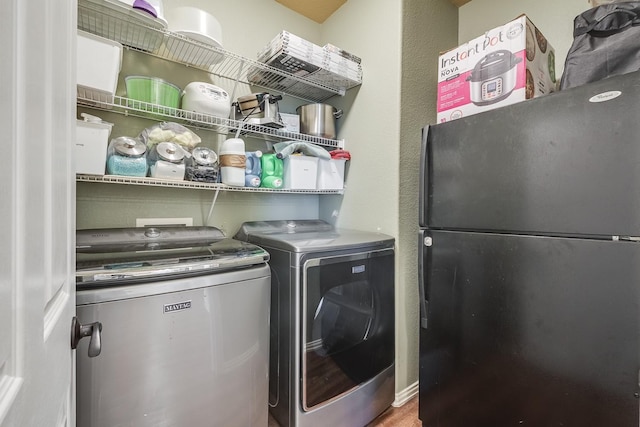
{"left": 164, "top": 6, "right": 224, "bottom": 66}
{"left": 165, "top": 6, "right": 223, "bottom": 49}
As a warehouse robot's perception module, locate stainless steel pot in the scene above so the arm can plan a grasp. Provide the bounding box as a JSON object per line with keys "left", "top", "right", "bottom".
{"left": 466, "top": 50, "right": 522, "bottom": 106}
{"left": 296, "top": 103, "right": 343, "bottom": 139}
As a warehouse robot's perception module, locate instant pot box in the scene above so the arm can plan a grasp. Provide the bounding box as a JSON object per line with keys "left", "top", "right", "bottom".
{"left": 437, "top": 15, "right": 556, "bottom": 122}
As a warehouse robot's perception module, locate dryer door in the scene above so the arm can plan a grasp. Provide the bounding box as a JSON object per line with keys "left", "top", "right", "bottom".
{"left": 301, "top": 248, "right": 394, "bottom": 410}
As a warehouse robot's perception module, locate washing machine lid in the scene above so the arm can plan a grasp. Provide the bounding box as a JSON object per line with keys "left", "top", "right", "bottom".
{"left": 234, "top": 220, "right": 395, "bottom": 253}
{"left": 76, "top": 226, "right": 269, "bottom": 287}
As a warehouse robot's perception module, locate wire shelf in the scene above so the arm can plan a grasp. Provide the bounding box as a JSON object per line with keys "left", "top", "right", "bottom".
{"left": 77, "top": 94, "right": 345, "bottom": 148}
{"left": 76, "top": 174, "right": 345, "bottom": 194}
{"left": 77, "top": 0, "right": 360, "bottom": 103}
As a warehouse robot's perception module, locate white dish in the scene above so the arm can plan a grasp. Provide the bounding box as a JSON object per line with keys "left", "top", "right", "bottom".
{"left": 164, "top": 6, "right": 224, "bottom": 66}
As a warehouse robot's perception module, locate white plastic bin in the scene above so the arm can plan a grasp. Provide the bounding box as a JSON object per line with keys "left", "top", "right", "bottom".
{"left": 77, "top": 30, "right": 123, "bottom": 103}
{"left": 76, "top": 114, "right": 113, "bottom": 175}
{"left": 317, "top": 158, "right": 346, "bottom": 190}
{"left": 284, "top": 156, "right": 318, "bottom": 189}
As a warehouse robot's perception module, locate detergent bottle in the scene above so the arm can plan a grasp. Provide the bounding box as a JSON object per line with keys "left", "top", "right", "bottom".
{"left": 260, "top": 153, "right": 284, "bottom": 189}
{"left": 245, "top": 150, "right": 263, "bottom": 187}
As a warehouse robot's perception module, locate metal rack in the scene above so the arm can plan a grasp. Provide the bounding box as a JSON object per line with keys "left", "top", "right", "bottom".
{"left": 77, "top": 0, "right": 360, "bottom": 103}
{"left": 77, "top": 94, "right": 345, "bottom": 149}
{"left": 76, "top": 174, "right": 344, "bottom": 194}
{"left": 76, "top": 0, "right": 351, "bottom": 194}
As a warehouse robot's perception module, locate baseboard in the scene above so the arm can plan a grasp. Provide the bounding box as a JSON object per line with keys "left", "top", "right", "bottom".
{"left": 392, "top": 380, "right": 419, "bottom": 407}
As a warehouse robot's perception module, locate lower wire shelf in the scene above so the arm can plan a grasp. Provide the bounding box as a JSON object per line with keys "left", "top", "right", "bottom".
{"left": 76, "top": 174, "right": 345, "bottom": 194}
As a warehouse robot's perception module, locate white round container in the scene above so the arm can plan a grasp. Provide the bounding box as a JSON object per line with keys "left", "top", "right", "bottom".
{"left": 164, "top": 6, "right": 224, "bottom": 66}
{"left": 219, "top": 138, "right": 245, "bottom": 187}
{"left": 181, "top": 82, "right": 231, "bottom": 118}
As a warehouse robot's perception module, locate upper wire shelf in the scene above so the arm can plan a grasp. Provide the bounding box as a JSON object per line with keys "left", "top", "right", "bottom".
{"left": 77, "top": 0, "right": 360, "bottom": 103}
{"left": 77, "top": 94, "right": 345, "bottom": 148}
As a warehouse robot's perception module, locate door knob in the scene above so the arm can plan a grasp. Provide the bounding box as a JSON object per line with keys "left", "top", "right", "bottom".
{"left": 71, "top": 316, "right": 102, "bottom": 358}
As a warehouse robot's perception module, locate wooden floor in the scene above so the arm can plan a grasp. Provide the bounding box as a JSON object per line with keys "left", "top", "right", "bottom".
{"left": 268, "top": 395, "right": 420, "bottom": 427}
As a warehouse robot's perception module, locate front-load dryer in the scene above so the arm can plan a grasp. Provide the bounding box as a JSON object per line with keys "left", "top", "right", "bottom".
{"left": 234, "top": 220, "right": 395, "bottom": 427}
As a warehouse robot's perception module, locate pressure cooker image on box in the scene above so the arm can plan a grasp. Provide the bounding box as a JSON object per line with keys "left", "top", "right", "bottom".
{"left": 467, "top": 50, "right": 522, "bottom": 106}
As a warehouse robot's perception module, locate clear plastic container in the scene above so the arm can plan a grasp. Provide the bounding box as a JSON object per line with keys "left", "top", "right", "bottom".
{"left": 106, "top": 137, "right": 148, "bottom": 177}
{"left": 76, "top": 113, "right": 113, "bottom": 175}
{"left": 186, "top": 147, "right": 219, "bottom": 183}
{"left": 147, "top": 142, "right": 186, "bottom": 180}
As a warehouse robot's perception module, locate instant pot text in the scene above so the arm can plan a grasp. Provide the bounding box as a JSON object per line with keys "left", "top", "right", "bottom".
{"left": 440, "top": 20, "right": 524, "bottom": 78}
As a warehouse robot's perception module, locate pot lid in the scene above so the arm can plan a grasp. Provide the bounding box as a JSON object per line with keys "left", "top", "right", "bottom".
{"left": 155, "top": 142, "right": 185, "bottom": 162}
{"left": 192, "top": 147, "right": 218, "bottom": 165}
{"left": 467, "top": 50, "right": 522, "bottom": 82}
{"left": 112, "top": 137, "right": 146, "bottom": 157}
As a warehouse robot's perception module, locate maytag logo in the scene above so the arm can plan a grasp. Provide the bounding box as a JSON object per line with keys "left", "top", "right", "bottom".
{"left": 164, "top": 300, "right": 192, "bottom": 313}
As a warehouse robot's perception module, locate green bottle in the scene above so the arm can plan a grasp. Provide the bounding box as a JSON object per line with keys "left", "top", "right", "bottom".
{"left": 260, "top": 154, "right": 284, "bottom": 188}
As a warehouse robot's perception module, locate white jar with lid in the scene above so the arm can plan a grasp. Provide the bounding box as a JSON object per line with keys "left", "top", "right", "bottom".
{"left": 106, "top": 136, "right": 148, "bottom": 177}
{"left": 148, "top": 142, "right": 186, "bottom": 180}
{"left": 219, "top": 138, "right": 245, "bottom": 186}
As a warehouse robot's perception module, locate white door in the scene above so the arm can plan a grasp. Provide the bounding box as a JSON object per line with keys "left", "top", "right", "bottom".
{"left": 0, "top": 1, "right": 78, "bottom": 426}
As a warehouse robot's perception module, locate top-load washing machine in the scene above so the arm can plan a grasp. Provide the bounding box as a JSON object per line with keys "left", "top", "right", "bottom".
{"left": 234, "top": 220, "right": 395, "bottom": 427}
{"left": 74, "top": 226, "right": 271, "bottom": 427}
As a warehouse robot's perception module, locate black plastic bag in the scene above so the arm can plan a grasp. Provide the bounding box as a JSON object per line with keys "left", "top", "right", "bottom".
{"left": 561, "top": 2, "right": 640, "bottom": 89}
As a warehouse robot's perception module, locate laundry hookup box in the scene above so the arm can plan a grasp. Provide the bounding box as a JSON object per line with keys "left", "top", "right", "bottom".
{"left": 437, "top": 15, "right": 556, "bottom": 122}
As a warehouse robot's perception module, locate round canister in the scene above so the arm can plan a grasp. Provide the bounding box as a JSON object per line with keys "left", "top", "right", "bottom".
{"left": 181, "top": 82, "right": 231, "bottom": 118}
{"left": 106, "top": 136, "right": 148, "bottom": 177}
{"left": 219, "top": 138, "right": 245, "bottom": 187}
{"left": 148, "top": 142, "right": 186, "bottom": 180}
{"left": 186, "top": 146, "right": 219, "bottom": 183}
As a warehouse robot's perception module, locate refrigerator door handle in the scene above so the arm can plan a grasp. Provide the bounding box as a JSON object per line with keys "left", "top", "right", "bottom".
{"left": 419, "top": 126, "right": 431, "bottom": 228}
{"left": 418, "top": 234, "right": 432, "bottom": 329}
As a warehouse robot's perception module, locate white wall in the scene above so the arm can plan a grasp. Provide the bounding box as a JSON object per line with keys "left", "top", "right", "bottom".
{"left": 318, "top": 0, "right": 401, "bottom": 236}
{"left": 459, "top": 0, "right": 590, "bottom": 77}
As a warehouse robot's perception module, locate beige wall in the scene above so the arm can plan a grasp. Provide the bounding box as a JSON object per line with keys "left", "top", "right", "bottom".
{"left": 458, "top": 0, "right": 589, "bottom": 78}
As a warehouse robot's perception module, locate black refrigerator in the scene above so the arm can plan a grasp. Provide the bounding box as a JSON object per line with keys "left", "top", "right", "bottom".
{"left": 418, "top": 71, "right": 640, "bottom": 427}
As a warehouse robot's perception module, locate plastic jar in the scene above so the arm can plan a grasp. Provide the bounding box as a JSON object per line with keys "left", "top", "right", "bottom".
{"left": 148, "top": 142, "right": 186, "bottom": 180}
{"left": 186, "top": 147, "right": 219, "bottom": 183}
{"left": 219, "top": 138, "right": 246, "bottom": 187}
{"left": 106, "top": 137, "right": 148, "bottom": 177}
